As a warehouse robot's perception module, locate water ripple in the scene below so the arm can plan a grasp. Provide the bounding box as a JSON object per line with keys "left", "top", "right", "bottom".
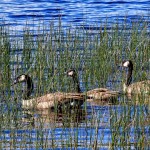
{"left": 0, "top": 0, "right": 149, "bottom": 30}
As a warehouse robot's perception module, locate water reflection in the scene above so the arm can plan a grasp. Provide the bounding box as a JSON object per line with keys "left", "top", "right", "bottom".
{"left": 87, "top": 95, "right": 120, "bottom": 106}
{"left": 21, "top": 108, "right": 87, "bottom": 129}
{"left": 1, "top": 95, "right": 149, "bottom": 149}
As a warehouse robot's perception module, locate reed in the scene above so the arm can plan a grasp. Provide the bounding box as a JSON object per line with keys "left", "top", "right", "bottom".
{"left": 0, "top": 16, "right": 149, "bottom": 149}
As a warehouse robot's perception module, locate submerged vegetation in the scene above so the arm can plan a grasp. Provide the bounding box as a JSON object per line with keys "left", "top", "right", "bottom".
{"left": 0, "top": 16, "right": 150, "bottom": 149}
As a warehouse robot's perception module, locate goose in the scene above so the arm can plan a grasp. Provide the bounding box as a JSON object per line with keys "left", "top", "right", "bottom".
{"left": 122, "top": 60, "right": 150, "bottom": 95}
{"left": 66, "top": 69, "right": 120, "bottom": 101}
{"left": 12, "top": 74, "right": 86, "bottom": 110}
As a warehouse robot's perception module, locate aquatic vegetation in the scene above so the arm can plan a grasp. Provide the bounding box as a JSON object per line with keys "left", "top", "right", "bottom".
{"left": 0, "top": 16, "right": 149, "bottom": 149}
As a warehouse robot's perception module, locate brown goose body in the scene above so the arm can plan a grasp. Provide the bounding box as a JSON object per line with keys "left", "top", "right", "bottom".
{"left": 122, "top": 60, "right": 150, "bottom": 95}
{"left": 86, "top": 88, "right": 120, "bottom": 101}
{"left": 66, "top": 69, "right": 120, "bottom": 102}
{"left": 123, "top": 80, "right": 150, "bottom": 95}
{"left": 12, "top": 74, "right": 85, "bottom": 110}
{"left": 22, "top": 92, "right": 85, "bottom": 110}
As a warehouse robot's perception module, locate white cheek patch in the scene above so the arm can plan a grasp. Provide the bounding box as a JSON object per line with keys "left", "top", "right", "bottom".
{"left": 68, "top": 71, "right": 74, "bottom": 76}
{"left": 19, "top": 75, "right": 26, "bottom": 82}
{"left": 123, "top": 61, "right": 130, "bottom": 67}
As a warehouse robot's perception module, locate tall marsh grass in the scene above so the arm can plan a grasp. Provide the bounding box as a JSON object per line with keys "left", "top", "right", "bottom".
{"left": 0, "top": 16, "right": 150, "bottom": 149}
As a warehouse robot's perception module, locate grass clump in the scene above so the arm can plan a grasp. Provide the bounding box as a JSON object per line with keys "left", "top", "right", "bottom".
{"left": 0, "top": 16, "right": 150, "bottom": 149}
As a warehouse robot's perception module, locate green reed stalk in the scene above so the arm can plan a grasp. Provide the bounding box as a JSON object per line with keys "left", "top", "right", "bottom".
{"left": 0, "top": 15, "right": 150, "bottom": 149}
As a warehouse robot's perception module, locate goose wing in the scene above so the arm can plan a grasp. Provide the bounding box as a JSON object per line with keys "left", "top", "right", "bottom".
{"left": 86, "top": 88, "right": 120, "bottom": 100}
{"left": 22, "top": 92, "right": 85, "bottom": 110}
{"left": 128, "top": 80, "right": 150, "bottom": 94}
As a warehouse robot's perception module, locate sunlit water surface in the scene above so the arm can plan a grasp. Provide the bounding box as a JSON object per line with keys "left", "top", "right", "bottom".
{"left": 0, "top": 0, "right": 150, "bottom": 149}
{"left": 0, "top": 0, "right": 150, "bottom": 31}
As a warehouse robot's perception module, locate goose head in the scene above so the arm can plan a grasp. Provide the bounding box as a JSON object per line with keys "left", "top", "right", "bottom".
{"left": 13, "top": 74, "right": 27, "bottom": 85}
{"left": 122, "top": 60, "right": 133, "bottom": 69}
{"left": 12, "top": 74, "right": 34, "bottom": 99}
{"left": 66, "top": 69, "right": 77, "bottom": 78}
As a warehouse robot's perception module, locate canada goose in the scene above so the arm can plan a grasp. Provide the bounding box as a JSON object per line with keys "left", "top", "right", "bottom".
{"left": 12, "top": 74, "right": 34, "bottom": 99}
{"left": 12, "top": 74, "right": 86, "bottom": 110}
{"left": 66, "top": 69, "right": 120, "bottom": 101}
{"left": 122, "top": 60, "right": 150, "bottom": 95}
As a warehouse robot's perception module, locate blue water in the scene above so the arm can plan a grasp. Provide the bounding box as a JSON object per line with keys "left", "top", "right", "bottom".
{"left": 0, "top": 0, "right": 150, "bottom": 149}
{"left": 1, "top": 100, "right": 150, "bottom": 149}
{"left": 0, "top": 0, "right": 149, "bottom": 31}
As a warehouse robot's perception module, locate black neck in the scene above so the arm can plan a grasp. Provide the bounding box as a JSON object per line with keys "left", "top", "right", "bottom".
{"left": 72, "top": 74, "right": 81, "bottom": 93}
{"left": 126, "top": 65, "right": 133, "bottom": 86}
{"left": 24, "top": 76, "right": 34, "bottom": 99}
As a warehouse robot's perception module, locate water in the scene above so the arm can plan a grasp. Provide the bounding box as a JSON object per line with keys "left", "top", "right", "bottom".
{"left": 0, "top": 0, "right": 149, "bottom": 31}
{"left": 0, "top": 0, "right": 150, "bottom": 149}
{"left": 1, "top": 101, "right": 150, "bottom": 149}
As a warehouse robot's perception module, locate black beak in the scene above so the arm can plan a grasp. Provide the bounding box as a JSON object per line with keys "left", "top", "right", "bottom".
{"left": 11, "top": 79, "right": 18, "bottom": 86}
{"left": 118, "top": 62, "right": 124, "bottom": 70}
